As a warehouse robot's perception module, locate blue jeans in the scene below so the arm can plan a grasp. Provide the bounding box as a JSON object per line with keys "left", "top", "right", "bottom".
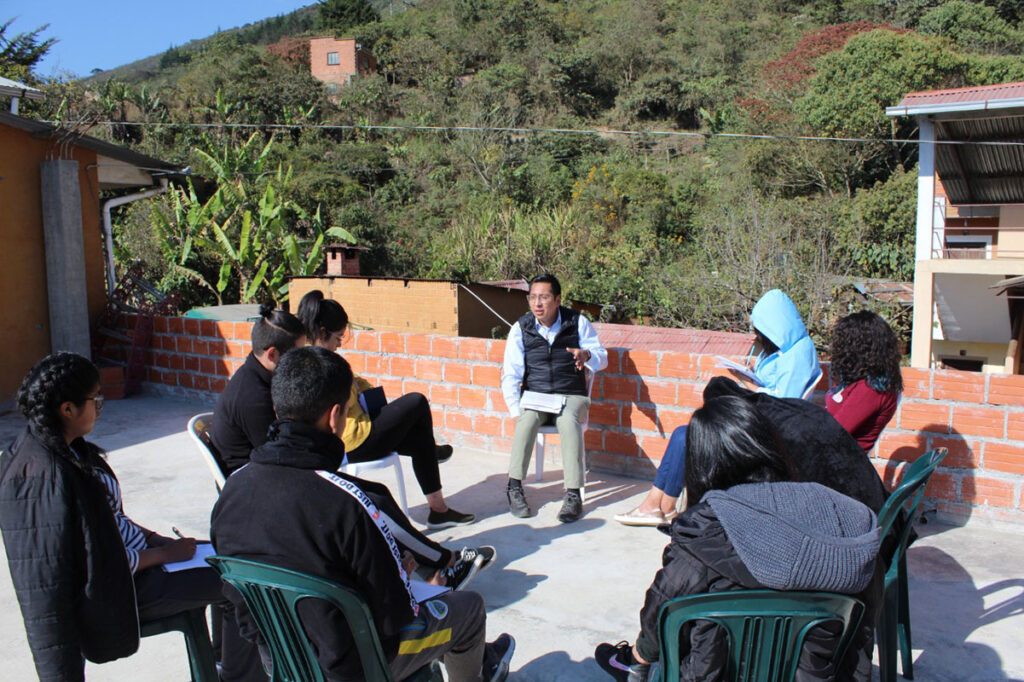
{"left": 653, "top": 426, "right": 687, "bottom": 498}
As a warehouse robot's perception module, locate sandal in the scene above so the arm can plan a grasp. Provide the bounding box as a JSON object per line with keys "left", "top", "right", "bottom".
{"left": 613, "top": 506, "right": 666, "bottom": 527}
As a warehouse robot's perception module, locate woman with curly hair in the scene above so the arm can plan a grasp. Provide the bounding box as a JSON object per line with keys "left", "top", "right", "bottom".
{"left": 0, "top": 353, "right": 258, "bottom": 681}
{"left": 826, "top": 310, "right": 903, "bottom": 453}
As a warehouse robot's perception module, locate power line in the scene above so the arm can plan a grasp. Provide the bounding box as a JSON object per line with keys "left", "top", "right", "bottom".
{"left": 50, "top": 118, "right": 1024, "bottom": 148}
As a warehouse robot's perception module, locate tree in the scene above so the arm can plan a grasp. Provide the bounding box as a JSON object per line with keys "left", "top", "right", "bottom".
{"left": 317, "top": 0, "right": 379, "bottom": 31}
{"left": 0, "top": 19, "right": 56, "bottom": 82}
{"left": 918, "top": 1, "right": 1024, "bottom": 54}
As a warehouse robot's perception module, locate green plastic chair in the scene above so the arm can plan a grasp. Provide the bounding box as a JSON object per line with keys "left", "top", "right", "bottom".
{"left": 655, "top": 590, "right": 865, "bottom": 682}
{"left": 207, "top": 556, "right": 442, "bottom": 682}
{"left": 139, "top": 607, "right": 219, "bottom": 682}
{"left": 875, "top": 447, "right": 947, "bottom": 682}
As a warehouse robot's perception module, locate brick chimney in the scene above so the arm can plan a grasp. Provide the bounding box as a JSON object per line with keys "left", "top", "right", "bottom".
{"left": 325, "top": 244, "right": 367, "bottom": 276}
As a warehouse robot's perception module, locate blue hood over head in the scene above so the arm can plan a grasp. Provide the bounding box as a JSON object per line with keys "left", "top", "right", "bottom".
{"left": 749, "top": 289, "right": 820, "bottom": 398}
{"left": 750, "top": 289, "right": 806, "bottom": 352}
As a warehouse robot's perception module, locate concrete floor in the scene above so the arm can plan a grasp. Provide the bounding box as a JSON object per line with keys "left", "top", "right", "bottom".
{"left": 0, "top": 392, "right": 1021, "bottom": 681}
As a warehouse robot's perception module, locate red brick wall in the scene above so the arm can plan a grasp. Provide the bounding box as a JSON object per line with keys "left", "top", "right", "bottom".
{"left": 105, "top": 316, "right": 1024, "bottom": 526}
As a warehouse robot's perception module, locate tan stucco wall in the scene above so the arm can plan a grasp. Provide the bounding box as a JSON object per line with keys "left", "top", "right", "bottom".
{"left": 999, "top": 205, "right": 1024, "bottom": 254}
{"left": 931, "top": 340, "right": 1010, "bottom": 373}
{"left": 0, "top": 125, "right": 106, "bottom": 397}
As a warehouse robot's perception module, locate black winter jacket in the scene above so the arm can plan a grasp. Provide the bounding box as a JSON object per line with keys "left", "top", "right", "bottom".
{"left": 635, "top": 498, "right": 874, "bottom": 682}
{"left": 210, "top": 421, "right": 418, "bottom": 682}
{"left": 0, "top": 429, "right": 139, "bottom": 682}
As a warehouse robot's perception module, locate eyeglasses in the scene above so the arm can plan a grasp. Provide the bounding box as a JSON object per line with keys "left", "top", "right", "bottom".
{"left": 86, "top": 395, "right": 104, "bottom": 413}
{"left": 527, "top": 294, "right": 555, "bottom": 303}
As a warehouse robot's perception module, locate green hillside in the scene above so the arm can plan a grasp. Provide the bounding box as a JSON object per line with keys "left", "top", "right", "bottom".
{"left": 20, "top": 0, "right": 1024, "bottom": 340}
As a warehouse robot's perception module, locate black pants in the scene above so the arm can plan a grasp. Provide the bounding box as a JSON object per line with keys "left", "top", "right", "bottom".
{"left": 135, "top": 566, "right": 266, "bottom": 682}
{"left": 347, "top": 392, "right": 443, "bottom": 495}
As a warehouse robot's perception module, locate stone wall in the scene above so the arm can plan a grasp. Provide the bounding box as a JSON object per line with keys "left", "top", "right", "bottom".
{"left": 104, "top": 316, "right": 1024, "bottom": 526}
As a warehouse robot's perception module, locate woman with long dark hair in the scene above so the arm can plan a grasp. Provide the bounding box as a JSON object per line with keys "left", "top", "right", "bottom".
{"left": 827, "top": 311, "right": 903, "bottom": 453}
{"left": 0, "top": 353, "right": 256, "bottom": 681}
{"left": 595, "top": 395, "right": 880, "bottom": 682}
{"left": 297, "top": 290, "right": 474, "bottom": 529}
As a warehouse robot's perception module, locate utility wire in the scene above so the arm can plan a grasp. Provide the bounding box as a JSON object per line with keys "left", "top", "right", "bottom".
{"left": 51, "top": 118, "right": 1024, "bottom": 148}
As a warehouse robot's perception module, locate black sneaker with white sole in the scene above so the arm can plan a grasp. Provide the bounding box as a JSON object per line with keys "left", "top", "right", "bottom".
{"left": 595, "top": 641, "right": 650, "bottom": 682}
{"left": 426, "top": 507, "right": 475, "bottom": 529}
{"left": 442, "top": 546, "right": 496, "bottom": 590}
{"left": 482, "top": 633, "right": 515, "bottom": 681}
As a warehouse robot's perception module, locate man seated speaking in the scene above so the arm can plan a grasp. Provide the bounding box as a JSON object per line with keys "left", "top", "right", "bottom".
{"left": 212, "top": 347, "right": 515, "bottom": 682}
{"left": 501, "top": 273, "right": 608, "bottom": 523}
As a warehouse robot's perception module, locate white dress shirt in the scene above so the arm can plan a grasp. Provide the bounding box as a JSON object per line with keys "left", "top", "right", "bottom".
{"left": 501, "top": 311, "right": 608, "bottom": 417}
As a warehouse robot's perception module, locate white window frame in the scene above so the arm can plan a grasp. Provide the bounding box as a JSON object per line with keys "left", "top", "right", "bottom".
{"left": 327, "top": 52, "right": 339, "bottom": 66}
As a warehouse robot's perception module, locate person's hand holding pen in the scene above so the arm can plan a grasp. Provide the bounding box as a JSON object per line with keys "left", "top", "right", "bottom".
{"left": 165, "top": 526, "right": 198, "bottom": 562}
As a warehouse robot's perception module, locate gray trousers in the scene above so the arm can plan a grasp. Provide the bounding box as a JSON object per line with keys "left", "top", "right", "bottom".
{"left": 389, "top": 590, "right": 487, "bottom": 682}
{"left": 508, "top": 395, "right": 591, "bottom": 489}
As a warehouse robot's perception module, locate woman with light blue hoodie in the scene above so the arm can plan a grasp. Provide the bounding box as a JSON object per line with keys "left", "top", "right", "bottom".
{"left": 748, "top": 288, "right": 821, "bottom": 399}
{"left": 614, "top": 290, "right": 821, "bottom": 526}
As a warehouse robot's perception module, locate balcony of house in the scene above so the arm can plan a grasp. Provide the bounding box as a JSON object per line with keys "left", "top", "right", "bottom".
{"left": 929, "top": 203, "right": 1024, "bottom": 263}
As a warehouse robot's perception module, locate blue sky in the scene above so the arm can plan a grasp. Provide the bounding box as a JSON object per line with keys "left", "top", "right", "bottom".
{"left": 5, "top": 1, "right": 313, "bottom": 79}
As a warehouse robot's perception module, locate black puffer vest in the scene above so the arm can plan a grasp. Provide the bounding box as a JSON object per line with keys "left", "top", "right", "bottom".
{"left": 519, "top": 307, "right": 588, "bottom": 396}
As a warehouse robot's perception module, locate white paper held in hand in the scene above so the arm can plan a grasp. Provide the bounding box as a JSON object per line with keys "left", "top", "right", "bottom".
{"left": 714, "top": 356, "right": 765, "bottom": 387}
{"left": 162, "top": 542, "right": 216, "bottom": 572}
{"left": 519, "top": 391, "right": 567, "bottom": 414}
{"left": 410, "top": 580, "right": 451, "bottom": 603}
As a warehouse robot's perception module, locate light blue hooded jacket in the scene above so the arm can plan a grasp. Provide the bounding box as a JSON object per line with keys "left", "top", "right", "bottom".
{"left": 749, "top": 289, "right": 820, "bottom": 398}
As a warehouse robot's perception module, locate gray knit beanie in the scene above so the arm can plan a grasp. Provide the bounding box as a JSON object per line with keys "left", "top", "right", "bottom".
{"left": 705, "top": 481, "right": 880, "bottom": 594}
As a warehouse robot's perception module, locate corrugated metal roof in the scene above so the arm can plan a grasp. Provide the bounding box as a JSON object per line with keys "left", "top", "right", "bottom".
{"left": 480, "top": 279, "right": 529, "bottom": 291}
{"left": 0, "top": 110, "right": 184, "bottom": 174}
{"left": 894, "top": 81, "right": 1024, "bottom": 109}
{"left": 593, "top": 322, "right": 754, "bottom": 356}
{"left": 932, "top": 114, "right": 1024, "bottom": 204}
{"left": 888, "top": 83, "right": 1024, "bottom": 204}
{"left": 0, "top": 76, "right": 43, "bottom": 100}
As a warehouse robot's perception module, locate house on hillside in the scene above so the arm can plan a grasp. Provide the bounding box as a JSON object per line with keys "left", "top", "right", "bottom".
{"left": 309, "top": 37, "right": 376, "bottom": 92}
{"left": 887, "top": 82, "right": 1024, "bottom": 374}
{"left": 0, "top": 110, "right": 186, "bottom": 397}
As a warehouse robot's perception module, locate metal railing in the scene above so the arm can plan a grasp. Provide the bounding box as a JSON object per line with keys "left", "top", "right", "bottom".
{"left": 930, "top": 224, "right": 1024, "bottom": 259}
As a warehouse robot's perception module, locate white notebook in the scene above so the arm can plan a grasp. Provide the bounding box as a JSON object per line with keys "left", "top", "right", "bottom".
{"left": 519, "top": 391, "right": 567, "bottom": 414}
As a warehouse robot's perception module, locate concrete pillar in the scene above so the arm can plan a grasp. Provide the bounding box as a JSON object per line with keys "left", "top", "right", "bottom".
{"left": 911, "top": 263, "right": 935, "bottom": 368}
{"left": 40, "top": 160, "right": 92, "bottom": 357}
{"left": 915, "top": 116, "right": 937, "bottom": 262}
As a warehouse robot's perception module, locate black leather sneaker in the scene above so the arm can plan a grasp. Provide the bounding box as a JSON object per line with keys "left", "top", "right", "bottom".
{"left": 557, "top": 489, "right": 583, "bottom": 523}
{"left": 506, "top": 482, "right": 531, "bottom": 518}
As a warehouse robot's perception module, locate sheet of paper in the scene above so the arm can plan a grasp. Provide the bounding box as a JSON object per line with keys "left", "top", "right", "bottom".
{"left": 410, "top": 579, "right": 451, "bottom": 603}
{"left": 714, "top": 356, "right": 764, "bottom": 386}
{"left": 519, "top": 391, "right": 567, "bottom": 414}
{"left": 162, "top": 542, "right": 215, "bottom": 573}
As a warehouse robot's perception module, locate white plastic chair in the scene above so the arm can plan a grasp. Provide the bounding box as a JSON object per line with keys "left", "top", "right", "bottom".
{"left": 188, "top": 412, "right": 226, "bottom": 491}
{"left": 341, "top": 453, "right": 410, "bottom": 514}
{"left": 801, "top": 368, "right": 824, "bottom": 401}
{"left": 532, "top": 370, "right": 595, "bottom": 497}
